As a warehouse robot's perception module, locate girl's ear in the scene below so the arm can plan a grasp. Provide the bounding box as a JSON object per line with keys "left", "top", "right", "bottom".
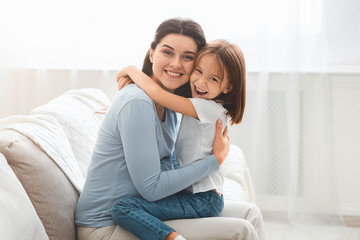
{"left": 149, "top": 48, "right": 154, "bottom": 63}
{"left": 223, "top": 83, "right": 233, "bottom": 94}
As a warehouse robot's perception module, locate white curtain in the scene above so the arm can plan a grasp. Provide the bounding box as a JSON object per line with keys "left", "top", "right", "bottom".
{"left": 1, "top": 0, "right": 359, "bottom": 236}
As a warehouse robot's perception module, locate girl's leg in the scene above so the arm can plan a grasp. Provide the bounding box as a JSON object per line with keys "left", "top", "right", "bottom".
{"left": 221, "top": 200, "right": 266, "bottom": 240}
{"left": 111, "top": 190, "right": 223, "bottom": 240}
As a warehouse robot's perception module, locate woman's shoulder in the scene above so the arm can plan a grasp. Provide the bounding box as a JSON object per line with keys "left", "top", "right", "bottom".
{"left": 109, "top": 84, "right": 154, "bottom": 113}
{"left": 114, "top": 84, "right": 153, "bottom": 105}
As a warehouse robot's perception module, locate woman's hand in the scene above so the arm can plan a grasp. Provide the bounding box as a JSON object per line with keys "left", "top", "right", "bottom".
{"left": 116, "top": 68, "right": 134, "bottom": 91}
{"left": 212, "top": 119, "right": 230, "bottom": 166}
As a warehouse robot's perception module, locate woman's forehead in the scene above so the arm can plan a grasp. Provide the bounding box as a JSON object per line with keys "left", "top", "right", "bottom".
{"left": 157, "top": 34, "right": 198, "bottom": 53}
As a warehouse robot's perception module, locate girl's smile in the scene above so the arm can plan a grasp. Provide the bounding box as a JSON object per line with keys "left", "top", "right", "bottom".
{"left": 190, "top": 54, "right": 231, "bottom": 100}
{"left": 193, "top": 85, "right": 208, "bottom": 96}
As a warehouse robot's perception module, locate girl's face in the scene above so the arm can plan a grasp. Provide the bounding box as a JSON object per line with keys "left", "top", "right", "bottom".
{"left": 149, "top": 34, "right": 197, "bottom": 92}
{"left": 190, "top": 54, "right": 232, "bottom": 100}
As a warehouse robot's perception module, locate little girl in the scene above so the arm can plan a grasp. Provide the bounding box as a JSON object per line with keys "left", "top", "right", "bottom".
{"left": 112, "top": 39, "right": 246, "bottom": 240}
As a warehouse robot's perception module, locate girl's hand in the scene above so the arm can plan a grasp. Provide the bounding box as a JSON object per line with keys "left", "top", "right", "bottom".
{"left": 212, "top": 119, "right": 230, "bottom": 166}
{"left": 117, "top": 76, "right": 133, "bottom": 91}
{"left": 116, "top": 67, "right": 134, "bottom": 91}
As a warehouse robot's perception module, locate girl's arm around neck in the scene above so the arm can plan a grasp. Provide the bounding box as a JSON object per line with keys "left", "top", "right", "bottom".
{"left": 120, "top": 66, "right": 198, "bottom": 119}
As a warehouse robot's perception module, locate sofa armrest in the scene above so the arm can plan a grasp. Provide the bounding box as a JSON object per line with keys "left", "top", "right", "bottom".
{"left": 0, "top": 152, "right": 48, "bottom": 240}
{"left": 0, "top": 130, "right": 78, "bottom": 240}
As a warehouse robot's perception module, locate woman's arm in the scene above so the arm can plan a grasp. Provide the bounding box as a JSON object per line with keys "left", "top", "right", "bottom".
{"left": 117, "top": 66, "right": 198, "bottom": 119}
{"left": 118, "top": 99, "right": 223, "bottom": 201}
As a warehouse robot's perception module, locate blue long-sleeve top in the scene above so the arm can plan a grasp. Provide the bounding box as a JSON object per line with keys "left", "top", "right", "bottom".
{"left": 75, "top": 84, "right": 219, "bottom": 227}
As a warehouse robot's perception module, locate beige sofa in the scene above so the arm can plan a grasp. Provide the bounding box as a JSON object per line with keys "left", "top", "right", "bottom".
{"left": 0, "top": 88, "right": 255, "bottom": 240}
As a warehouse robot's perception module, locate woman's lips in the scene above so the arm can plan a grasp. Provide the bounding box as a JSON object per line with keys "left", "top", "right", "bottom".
{"left": 165, "top": 70, "right": 183, "bottom": 78}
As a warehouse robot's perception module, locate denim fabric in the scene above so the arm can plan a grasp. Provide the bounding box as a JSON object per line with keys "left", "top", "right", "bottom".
{"left": 111, "top": 190, "right": 224, "bottom": 240}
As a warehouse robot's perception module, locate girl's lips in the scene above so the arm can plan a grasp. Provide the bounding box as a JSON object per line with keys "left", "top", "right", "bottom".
{"left": 194, "top": 85, "right": 207, "bottom": 95}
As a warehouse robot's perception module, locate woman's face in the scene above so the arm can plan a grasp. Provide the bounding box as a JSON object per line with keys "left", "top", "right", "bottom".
{"left": 149, "top": 34, "right": 198, "bottom": 92}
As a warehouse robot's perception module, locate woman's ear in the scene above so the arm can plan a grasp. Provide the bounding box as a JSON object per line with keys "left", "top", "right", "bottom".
{"left": 149, "top": 48, "right": 154, "bottom": 63}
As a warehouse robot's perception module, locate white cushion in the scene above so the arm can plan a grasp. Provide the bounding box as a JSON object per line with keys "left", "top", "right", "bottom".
{"left": 0, "top": 153, "right": 48, "bottom": 240}
{"left": 222, "top": 144, "right": 255, "bottom": 203}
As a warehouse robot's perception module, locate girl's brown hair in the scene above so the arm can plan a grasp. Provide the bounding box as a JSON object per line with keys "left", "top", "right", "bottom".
{"left": 195, "top": 40, "right": 246, "bottom": 125}
{"left": 142, "top": 17, "right": 206, "bottom": 97}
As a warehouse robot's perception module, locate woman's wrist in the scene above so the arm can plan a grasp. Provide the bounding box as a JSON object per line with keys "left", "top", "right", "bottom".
{"left": 214, "top": 152, "right": 225, "bottom": 166}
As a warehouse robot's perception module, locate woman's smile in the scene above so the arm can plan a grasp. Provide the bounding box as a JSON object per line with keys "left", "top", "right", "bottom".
{"left": 164, "top": 69, "right": 183, "bottom": 78}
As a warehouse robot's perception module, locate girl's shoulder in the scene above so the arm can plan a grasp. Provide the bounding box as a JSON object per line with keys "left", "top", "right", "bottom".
{"left": 189, "top": 98, "right": 225, "bottom": 113}
{"left": 189, "top": 98, "right": 226, "bottom": 124}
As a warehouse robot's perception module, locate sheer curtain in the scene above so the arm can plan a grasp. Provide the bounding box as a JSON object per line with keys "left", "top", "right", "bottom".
{"left": 0, "top": 0, "right": 356, "bottom": 234}
{"left": 225, "top": 0, "right": 345, "bottom": 228}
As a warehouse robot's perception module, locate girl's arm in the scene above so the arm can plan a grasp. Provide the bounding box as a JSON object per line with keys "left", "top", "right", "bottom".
{"left": 118, "top": 66, "right": 198, "bottom": 119}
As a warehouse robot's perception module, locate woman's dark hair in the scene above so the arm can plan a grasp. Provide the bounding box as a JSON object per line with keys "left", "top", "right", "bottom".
{"left": 142, "top": 17, "right": 206, "bottom": 97}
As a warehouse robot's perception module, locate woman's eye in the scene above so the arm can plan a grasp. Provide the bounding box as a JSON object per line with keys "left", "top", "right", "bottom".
{"left": 183, "top": 55, "right": 194, "bottom": 61}
{"left": 196, "top": 68, "right": 202, "bottom": 74}
{"left": 163, "top": 50, "right": 173, "bottom": 56}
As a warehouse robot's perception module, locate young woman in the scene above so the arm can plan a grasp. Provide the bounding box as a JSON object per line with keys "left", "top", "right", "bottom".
{"left": 75, "top": 18, "right": 230, "bottom": 240}
{"left": 112, "top": 40, "right": 251, "bottom": 240}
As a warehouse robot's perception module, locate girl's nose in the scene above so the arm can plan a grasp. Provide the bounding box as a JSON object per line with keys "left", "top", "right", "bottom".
{"left": 198, "top": 75, "right": 207, "bottom": 84}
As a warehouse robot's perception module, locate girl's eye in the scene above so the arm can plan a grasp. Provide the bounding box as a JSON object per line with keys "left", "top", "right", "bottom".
{"left": 210, "top": 77, "right": 218, "bottom": 82}
{"left": 196, "top": 68, "right": 202, "bottom": 74}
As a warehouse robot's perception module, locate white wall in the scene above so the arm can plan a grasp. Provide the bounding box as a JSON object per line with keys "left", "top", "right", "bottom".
{"left": 0, "top": 70, "right": 118, "bottom": 119}
{"left": 325, "top": 0, "right": 360, "bottom": 71}
{"left": 331, "top": 75, "right": 360, "bottom": 216}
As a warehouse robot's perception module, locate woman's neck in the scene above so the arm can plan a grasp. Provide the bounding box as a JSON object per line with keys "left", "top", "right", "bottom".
{"left": 150, "top": 74, "right": 176, "bottom": 121}
{"left": 155, "top": 103, "right": 165, "bottom": 122}
{"left": 151, "top": 74, "right": 175, "bottom": 94}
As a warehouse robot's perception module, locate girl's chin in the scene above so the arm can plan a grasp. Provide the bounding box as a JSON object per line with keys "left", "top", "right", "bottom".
{"left": 192, "top": 92, "right": 204, "bottom": 99}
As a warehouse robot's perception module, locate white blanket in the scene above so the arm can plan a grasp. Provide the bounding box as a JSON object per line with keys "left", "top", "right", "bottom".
{"left": 0, "top": 88, "right": 111, "bottom": 193}
{"left": 0, "top": 114, "right": 84, "bottom": 192}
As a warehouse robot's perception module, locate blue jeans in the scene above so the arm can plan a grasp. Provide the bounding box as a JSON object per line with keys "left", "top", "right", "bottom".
{"left": 111, "top": 190, "right": 224, "bottom": 240}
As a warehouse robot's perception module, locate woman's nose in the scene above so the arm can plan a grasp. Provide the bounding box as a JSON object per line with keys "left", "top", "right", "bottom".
{"left": 170, "top": 57, "right": 181, "bottom": 68}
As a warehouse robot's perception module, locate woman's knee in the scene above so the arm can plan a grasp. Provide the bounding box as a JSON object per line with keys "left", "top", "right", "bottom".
{"left": 230, "top": 219, "right": 258, "bottom": 240}
{"left": 245, "top": 203, "right": 264, "bottom": 225}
